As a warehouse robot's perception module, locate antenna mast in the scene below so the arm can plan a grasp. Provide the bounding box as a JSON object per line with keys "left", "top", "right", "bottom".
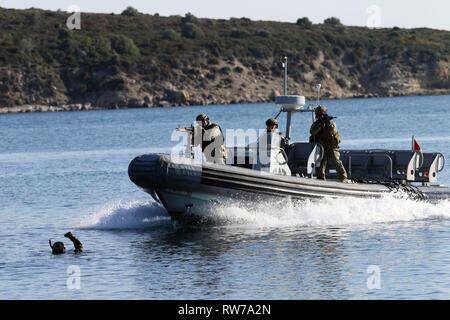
{"left": 282, "top": 57, "right": 293, "bottom": 144}
{"left": 274, "top": 57, "right": 309, "bottom": 146}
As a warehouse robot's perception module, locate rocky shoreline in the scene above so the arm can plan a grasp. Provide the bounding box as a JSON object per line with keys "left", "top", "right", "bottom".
{"left": 1, "top": 88, "right": 449, "bottom": 115}
{"left": 2, "top": 50, "right": 448, "bottom": 115}
{"left": 0, "top": 103, "right": 96, "bottom": 114}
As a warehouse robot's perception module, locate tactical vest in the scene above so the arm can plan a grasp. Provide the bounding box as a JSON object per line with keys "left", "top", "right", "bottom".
{"left": 202, "top": 123, "right": 222, "bottom": 150}
{"left": 313, "top": 121, "right": 341, "bottom": 149}
{"left": 202, "top": 123, "right": 227, "bottom": 161}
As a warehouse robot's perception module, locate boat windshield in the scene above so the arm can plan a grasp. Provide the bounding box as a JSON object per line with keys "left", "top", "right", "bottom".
{"left": 227, "top": 146, "right": 291, "bottom": 176}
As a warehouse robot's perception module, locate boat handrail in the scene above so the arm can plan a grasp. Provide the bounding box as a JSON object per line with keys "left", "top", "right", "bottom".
{"left": 415, "top": 152, "right": 445, "bottom": 183}
{"left": 327, "top": 149, "right": 444, "bottom": 183}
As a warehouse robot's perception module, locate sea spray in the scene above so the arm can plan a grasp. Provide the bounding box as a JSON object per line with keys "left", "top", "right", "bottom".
{"left": 77, "top": 200, "right": 170, "bottom": 230}
{"left": 184, "top": 194, "right": 450, "bottom": 229}
{"left": 76, "top": 195, "right": 450, "bottom": 230}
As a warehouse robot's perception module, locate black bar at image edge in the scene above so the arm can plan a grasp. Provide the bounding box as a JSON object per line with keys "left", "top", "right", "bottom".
{"left": 0, "top": 300, "right": 436, "bottom": 318}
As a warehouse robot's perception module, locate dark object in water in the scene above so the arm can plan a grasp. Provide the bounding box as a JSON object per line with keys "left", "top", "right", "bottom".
{"left": 49, "top": 240, "right": 66, "bottom": 254}
{"left": 64, "top": 232, "right": 83, "bottom": 252}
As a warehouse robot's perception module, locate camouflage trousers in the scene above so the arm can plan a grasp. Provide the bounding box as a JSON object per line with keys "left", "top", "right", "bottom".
{"left": 316, "top": 148, "right": 348, "bottom": 181}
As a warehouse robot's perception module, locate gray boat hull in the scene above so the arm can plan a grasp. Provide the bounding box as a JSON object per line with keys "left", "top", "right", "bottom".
{"left": 128, "top": 154, "right": 450, "bottom": 219}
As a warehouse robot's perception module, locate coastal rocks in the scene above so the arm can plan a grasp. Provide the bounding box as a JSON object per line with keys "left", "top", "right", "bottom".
{"left": 0, "top": 103, "right": 92, "bottom": 114}
{"left": 127, "top": 97, "right": 147, "bottom": 108}
{"left": 74, "top": 71, "right": 154, "bottom": 109}
{"left": 0, "top": 67, "right": 70, "bottom": 108}
{"left": 91, "top": 91, "right": 125, "bottom": 108}
{"left": 269, "top": 90, "right": 281, "bottom": 100}
{"left": 157, "top": 100, "right": 172, "bottom": 107}
{"left": 336, "top": 78, "right": 351, "bottom": 89}
{"left": 0, "top": 105, "right": 33, "bottom": 113}
{"left": 164, "top": 89, "right": 190, "bottom": 104}
{"left": 143, "top": 95, "right": 153, "bottom": 107}
{"left": 90, "top": 90, "right": 150, "bottom": 109}
{"left": 2, "top": 54, "right": 450, "bottom": 114}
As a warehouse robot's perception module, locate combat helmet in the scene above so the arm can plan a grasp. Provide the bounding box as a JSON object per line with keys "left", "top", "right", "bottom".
{"left": 265, "top": 118, "right": 278, "bottom": 126}
{"left": 315, "top": 105, "right": 328, "bottom": 115}
{"left": 196, "top": 113, "right": 209, "bottom": 121}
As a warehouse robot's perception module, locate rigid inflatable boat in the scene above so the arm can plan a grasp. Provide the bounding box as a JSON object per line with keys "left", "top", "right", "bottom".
{"left": 128, "top": 58, "right": 450, "bottom": 220}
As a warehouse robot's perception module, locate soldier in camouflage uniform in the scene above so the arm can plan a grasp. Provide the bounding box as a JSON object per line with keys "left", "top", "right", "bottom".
{"left": 310, "top": 106, "right": 348, "bottom": 182}
{"left": 265, "top": 118, "right": 288, "bottom": 152}
{"left": 194, "top": 113, "right": 227, "bottom": 164}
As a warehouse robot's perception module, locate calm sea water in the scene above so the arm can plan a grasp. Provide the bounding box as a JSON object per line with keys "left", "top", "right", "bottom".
{"left": 1, "top": 95, "right": 450, "bottom": 300}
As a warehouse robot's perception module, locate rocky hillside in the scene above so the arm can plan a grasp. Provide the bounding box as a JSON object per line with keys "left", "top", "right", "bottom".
{"left": 0, "top": 7, "right": 449, "bottom": 113}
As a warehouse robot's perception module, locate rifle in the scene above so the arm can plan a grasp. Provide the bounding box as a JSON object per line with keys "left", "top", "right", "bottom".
{"left": 321, "top": 115, "right": 336, "bottom": 125}
{"left": 176, "top": 125, "right": 196, "bottom": 145}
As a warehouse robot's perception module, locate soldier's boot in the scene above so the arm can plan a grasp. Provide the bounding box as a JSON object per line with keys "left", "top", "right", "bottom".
{"left": 316, "top": 166, "right": 327, "bottom": 180}
{"left": 315, "top": 154, "right": 329, "bottom": 180}
{"left": 336, "top": 162, "right": 348, "bottom": 183}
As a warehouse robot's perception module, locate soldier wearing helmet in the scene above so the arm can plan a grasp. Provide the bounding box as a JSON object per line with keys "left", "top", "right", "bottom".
{"left": 310, "top": 105, "right": 348, "bottom": 182}
{"left": 265, "top": 118, "right": 287, "bottom": 151}
{"left": 194, "top": 113, "right": 227, "bottom": 164}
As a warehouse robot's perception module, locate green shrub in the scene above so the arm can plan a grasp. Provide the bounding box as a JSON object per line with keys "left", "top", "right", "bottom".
{"left": 18, "top": 38, "right": 33, "bottom": 53}
{"left": 255, "top": 30, "right": 270, "bottom": 37}
{"left": 110, "top": 34, "right": 140, "bottom": 56}
{"left": 181, "top": 12, "right": 199, "bottom": 24}
{"left": 332, "top": 46, "right": 342, "bottom": 56}
{"left": 324, "top": 17, "right": 342, "bottom": 25}
{"left": 90, "top": 36, "right": 113, "bottom": 57}
{"left": 230, "top": 29, "right": 250, "bottom": 38}
{"left": 296, "top": 17, "right": 313, "bottom": 28}
{"left": 58, "top": 37, "right": 77, "bottom": 54}
{"left": 121, "top": 6, "right": 140, "bottom": 16}
{"left": 181, "top": 23, "right": 204, "bottom": 39}
{"left": 389, "top": 31, "right": 400, "bottom": 38}
{"left": 162, "top": 29, "right": 181, "bottom": 41}
{"left": 58, "top": 28, "right": 71, "bottom": 40}
{"left": 25, "top": 11, "right": 38, "bottom": 24}
{"left": 0, "top": 83, "right": 9, "bottom": 93}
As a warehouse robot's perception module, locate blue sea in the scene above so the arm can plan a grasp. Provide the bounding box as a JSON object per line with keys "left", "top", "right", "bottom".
{"left": 1, "top": 95, "right": 450, "bottom": 300}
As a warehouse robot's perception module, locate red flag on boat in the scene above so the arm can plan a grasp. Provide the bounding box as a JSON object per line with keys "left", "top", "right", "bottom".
{"left": 413, "top": 138, "right": 421, "bottom": 151}
{"left": 412, "top": 136, "right": 424, "bottom": 175}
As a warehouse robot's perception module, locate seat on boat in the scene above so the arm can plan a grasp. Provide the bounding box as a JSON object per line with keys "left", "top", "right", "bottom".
{"left": 339, "top": 153, "right": 370, "bottom": 179}
{"left": 387, "top": 150, "right": 422, "bottom": 181}
{"left": 326, "top": 150, "right": 393, "bottom": 180}
{"left": 415, "top": 153, "right": 445, "bottom": 183}
{"left": 365, "top": 154, "right": 393, "bottom": 180}
{"left": 326, "top": 149, "right": 425, "bottom": 181}
{"left": 334, "top": 149, "right": 441, "bottom": 183}
{"left": 286, "top": 142, "right": 324, "bottom": 176}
